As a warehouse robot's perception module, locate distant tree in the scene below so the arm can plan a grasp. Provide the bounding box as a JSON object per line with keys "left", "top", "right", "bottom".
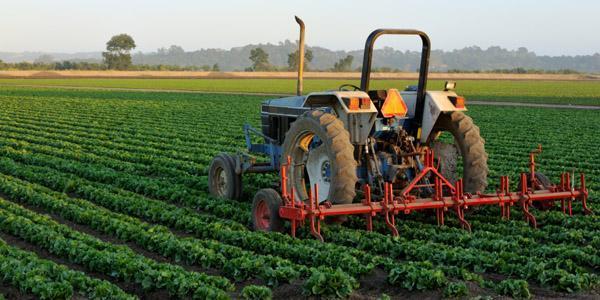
{"left": 167, "top": 45, "right": 185, "bottom": 55}
{"left": 34, "top": 54, "right": 54, "bottom": 64}
{"left": 201, "top": 65, "right": 211, "bottom": 71}
{"left": 287, "top": 49, "right": 313, "bottom": 71}
{"left": 249, "top": 48, "right": 271, "bottom": 71}
{"left": 102, "top": 34, "right": 136, "bottom": 70}
{"left": 212, "top": 63, "right": 220, "bottom": 71}
{"left": 332, "top": 55, "right": 354, "bottom": 72}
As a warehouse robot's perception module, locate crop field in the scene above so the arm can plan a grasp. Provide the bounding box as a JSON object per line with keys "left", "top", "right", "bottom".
{"left": 0, "top": 85, "right": 598, "bottom": 299}
{"left": 1, "top": 78, "right": 600, "bottom": 106}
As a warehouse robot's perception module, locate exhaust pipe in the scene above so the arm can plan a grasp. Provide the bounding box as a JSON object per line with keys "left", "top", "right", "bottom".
{"left": 295, "top": 16, "right": 305, "bottom": 96}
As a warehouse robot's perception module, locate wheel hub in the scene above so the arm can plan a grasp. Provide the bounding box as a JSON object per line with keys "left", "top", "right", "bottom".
{"left": 214, "top": 167, "right": 228, "bottom": 196}
{"left": 306, "top": 144, "right": 331, "bottom": 202}
{"left": 254, "top": 199, "right": 271, "bottom": 230}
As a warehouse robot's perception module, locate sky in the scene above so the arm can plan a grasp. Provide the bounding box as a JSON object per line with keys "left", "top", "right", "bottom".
{"left": 1, "top": 0, "right": 599, "bottom": 56}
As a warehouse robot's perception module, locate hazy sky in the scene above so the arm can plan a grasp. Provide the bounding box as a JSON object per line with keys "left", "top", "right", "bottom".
{"left": 1, "top": 0, "right": 599, "bottom": 55}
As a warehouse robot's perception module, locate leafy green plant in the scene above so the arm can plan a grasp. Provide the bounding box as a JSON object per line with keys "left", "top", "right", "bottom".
{"left": 303, "top": 267, "right": 358, "bottom": 299}
{"left": 443, "top": 282, "right": 468, "bottom": 298}
{"left": 495, "top": 279, "right": 531, "bottom": 299}
{"left": 241, "top": 285, "right": 272, "bottom": 300}
{"left": 387, "top": 261, "right": 447, "bottom": 291}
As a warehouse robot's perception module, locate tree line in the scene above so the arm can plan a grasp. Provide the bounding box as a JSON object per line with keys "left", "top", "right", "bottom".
{"left": 245, "top": 47, "right": 354, "bottom": 72}
{"left": 1, "top": 33, "right": 597, "bottom": 73}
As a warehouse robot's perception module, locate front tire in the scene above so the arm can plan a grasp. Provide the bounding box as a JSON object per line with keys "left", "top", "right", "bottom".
{"left": 208, "top": 153, "right": 242, "bottom": 199}
{"left": 252, "top": 188, "right": 284, "bottom": 232}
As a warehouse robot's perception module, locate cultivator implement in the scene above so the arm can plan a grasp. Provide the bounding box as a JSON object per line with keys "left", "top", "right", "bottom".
{"left": 277, "top": 147, "right": 592, "bottom": 241}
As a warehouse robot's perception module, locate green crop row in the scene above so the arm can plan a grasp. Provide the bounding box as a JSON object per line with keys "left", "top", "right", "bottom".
{"left": 0, "top": 238, "right": 134, "bottom": 300}
{"left": 1, "top": 79, "right": 599, "bottom": 105}
{"left": 0, "top": 198, "right": 232, "bottom": 298}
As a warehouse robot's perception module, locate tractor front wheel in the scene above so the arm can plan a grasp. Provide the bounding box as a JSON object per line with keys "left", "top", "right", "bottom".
{"left": 252, "top": 188, "right": 284, "bottom": 232}
{"left": 208, "top": 153, "right": 242, "bottom": 200}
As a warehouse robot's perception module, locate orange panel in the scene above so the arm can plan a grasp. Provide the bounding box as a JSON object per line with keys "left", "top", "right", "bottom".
{"left": 381, "top": 88, "right": 408, "bottom": 118}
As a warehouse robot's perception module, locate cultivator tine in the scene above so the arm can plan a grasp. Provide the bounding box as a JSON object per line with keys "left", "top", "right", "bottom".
{"left": 435, "top": 177, "right": 445, "bottom": 226}
{"left": 580, "top": 173, "right": 593, "bottom": 215}
{"left": 560, "top": 173, "right": 567, "bottom": 215}
{"left": 567, "top": 172, "right": 573, "bottom": 216}
{"left": 520, "top": 173, "right": 537, "bottom": 228}
{"left": 362, "top": 184, "right": 374, "bottom": 232}
{"left": 499, "top": 176, "right": 512, "bottom": 220}
{"left": 309, "top": 184, "right": 323, "bottom": 242}
{"left": 290, "top": 186, "right": 297, "bottom": 238}
{"left": 383, "top": 183, "right": 399, "bottom": 237}
{"left": 453, "top": 179, "right": 471, "bottom": 231}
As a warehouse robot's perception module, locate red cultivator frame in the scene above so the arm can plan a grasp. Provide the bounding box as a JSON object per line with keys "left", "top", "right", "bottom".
{"left": 278, "top": 146, "right": 593, "bottom": 241}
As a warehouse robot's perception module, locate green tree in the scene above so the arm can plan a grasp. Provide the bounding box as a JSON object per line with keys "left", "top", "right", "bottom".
{"left": 287, "top": 49, "right": 313, "bottom": 71}
{"left": 249, "top": 48, "right": 271, "bottom": 71}
{"left": 102, "top": 34, "right": 136, "bottom": 70}
{"left": 332, "top": 55, "right": 354, "bottom": 72}
{"left": 212, "top": 63, "right": 220, "bottom": 71}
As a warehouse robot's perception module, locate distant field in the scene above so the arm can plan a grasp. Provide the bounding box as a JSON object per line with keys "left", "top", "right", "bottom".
{"left": 1, "top": 78, "right": 600, "bottom": 105}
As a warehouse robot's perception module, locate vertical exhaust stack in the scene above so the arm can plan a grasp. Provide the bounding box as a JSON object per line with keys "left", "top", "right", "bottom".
{"left": 295, "top": 16, "right": 305, "bottom": 96}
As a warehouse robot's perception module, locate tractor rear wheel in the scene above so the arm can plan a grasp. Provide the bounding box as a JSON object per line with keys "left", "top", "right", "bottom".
{"left": 433, "top": 111, "right": 489, "bottom": 193}
{"left": 281, "top": 110, "right": 358, "bottom": 204}
{"left": 208, "top": 153, "right": 242, "bottom": 200}
{"left": 252, "top": 188, "right": 284, "bottom": 232}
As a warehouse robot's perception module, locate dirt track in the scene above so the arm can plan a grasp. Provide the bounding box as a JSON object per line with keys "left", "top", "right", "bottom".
{"left": 1, "top": 70, "right": 599, "bottom": 81}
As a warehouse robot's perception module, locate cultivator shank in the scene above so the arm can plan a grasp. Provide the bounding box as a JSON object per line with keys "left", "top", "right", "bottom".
{"left": 278, "top": 148, "right": 592, "bottom": 240}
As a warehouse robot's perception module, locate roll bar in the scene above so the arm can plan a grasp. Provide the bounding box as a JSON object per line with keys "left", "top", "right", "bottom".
{"left": 360, "top": 29, "right": 431, "bottom": 126}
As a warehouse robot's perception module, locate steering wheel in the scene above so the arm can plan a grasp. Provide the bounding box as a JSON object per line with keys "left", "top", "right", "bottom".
{"left": 338, "top": 84, "right": 361, "bottom": 91}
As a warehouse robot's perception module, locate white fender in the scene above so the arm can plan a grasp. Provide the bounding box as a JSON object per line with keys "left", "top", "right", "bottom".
{"left": 420, "top": 91, "right": 467, "bottom": 143}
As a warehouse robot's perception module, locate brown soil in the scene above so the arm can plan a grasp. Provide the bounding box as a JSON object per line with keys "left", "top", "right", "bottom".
{"left": 0, "top": 282, "right": 36, "bottom": 300}
{"left": 0, "top": 70, "right": 598, "bottom": 81}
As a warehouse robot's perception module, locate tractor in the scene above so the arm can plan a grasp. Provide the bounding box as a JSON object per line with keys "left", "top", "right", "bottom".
{"left": 208, "top": 17, "right": 591, "bottom": 239}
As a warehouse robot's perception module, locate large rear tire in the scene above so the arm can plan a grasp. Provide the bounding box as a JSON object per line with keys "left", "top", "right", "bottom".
{"left": 281, "top": 110, "right": 358, "bottom": 204}
{"left": 434, "top": 112, "right": 489, "bottom": 193}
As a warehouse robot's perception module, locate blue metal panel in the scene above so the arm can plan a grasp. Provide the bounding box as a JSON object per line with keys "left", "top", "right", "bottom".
{"left": 244, "top": 123, "right": 282, "bottom": 171}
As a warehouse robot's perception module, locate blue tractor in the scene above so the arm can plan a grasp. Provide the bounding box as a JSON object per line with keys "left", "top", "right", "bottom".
{"left": 208, "top": 17, "right": 488, "bottom": 232}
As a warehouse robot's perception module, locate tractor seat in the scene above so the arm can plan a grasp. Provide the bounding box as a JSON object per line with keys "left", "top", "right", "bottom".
{"left": 367, "top": 90, "right": 388, "bottom": 111}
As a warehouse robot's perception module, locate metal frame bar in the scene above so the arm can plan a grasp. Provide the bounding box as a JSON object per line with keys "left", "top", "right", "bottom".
{"left": 243, "top": 124, "right": 280, "bottom": 172}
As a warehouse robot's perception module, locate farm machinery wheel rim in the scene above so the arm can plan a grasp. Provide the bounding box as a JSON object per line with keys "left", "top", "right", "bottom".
{"left": 254, "top": 198, "right": 271, "bottom": 230}
{"left": 214, "top": 166, "right": 228, "bottom": 197}
{"left": 288, "top": 130, "right": 332, "bottom": 203}
{"left": 306, "top": 144, "right": 331, "bottom": 202}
